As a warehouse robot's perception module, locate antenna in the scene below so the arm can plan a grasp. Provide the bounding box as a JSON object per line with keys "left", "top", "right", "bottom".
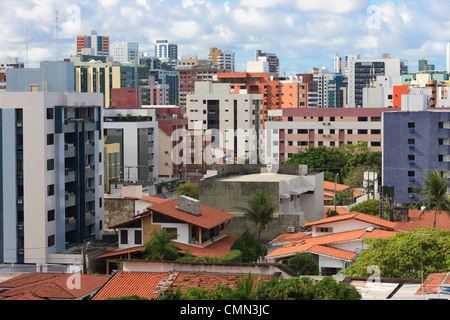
{"left": 56, "top": 10, "right": 59, "bottom": 61}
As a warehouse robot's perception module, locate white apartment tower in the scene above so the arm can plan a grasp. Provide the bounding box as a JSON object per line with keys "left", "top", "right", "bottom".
{"left": 113, "top": 41, "right": 139, "bottom": 64}
{"left": 0, "top": 92, "right": 104, "bottom": 265}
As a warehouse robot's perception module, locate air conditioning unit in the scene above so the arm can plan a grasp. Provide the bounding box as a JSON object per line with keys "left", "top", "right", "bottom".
{"left": 287, "top": 226, "right": 295, "bottom": 233}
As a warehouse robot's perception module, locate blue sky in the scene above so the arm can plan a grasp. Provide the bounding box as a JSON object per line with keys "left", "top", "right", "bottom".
{"left": 1, "top": 0, "right": 449, "bottom": 74}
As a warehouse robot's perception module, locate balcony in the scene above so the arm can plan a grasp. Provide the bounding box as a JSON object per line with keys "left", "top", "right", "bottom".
{"left": 65, "top": 192, "right": 76, "bottom": 207}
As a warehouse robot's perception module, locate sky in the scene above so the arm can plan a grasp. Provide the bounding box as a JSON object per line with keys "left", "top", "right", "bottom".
{"left": 1, "top": 0, "right": 450, "bottom": 75}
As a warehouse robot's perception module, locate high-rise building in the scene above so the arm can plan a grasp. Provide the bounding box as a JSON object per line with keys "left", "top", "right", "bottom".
{"left": 113, "top": 41, "right": 139, "bottom": 64}
{"left": 0, "top": 91, "right": 104, "bottom": 264}
{"left": 446, "top": 42, "right": 450, "bottom": 73}
{"left": 209, "top": 48, "right": 235, "bottom": 72}
{"left": 418, "top": 58, "right": 435, "bottom": 72}
{"left": 334, "top": 54, "right": 348, "bottom": 76}
{"left": 148, "top": 69, "right": 179, "bottom": 106}
{"left": 347, "top": 54, "right": 408, "bottom": 108}
{"left": 77, "top": 30, "right": 109, "bottom": 56}
{"left": 255, "top": 50, "right": 279, "bottom": 75}
{"left": 155, "top": 40, "right": 178, "bottom": 61}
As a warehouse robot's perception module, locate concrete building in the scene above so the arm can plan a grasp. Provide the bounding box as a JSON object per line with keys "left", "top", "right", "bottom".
{"left": 113, "top": 41, "right": 139, "bottom": 64}
{"left": 334, "top": 54, "right": 348, "bottom": 76}
{"left": 265, "top": 108, "right": 393, "bottom": 163}
{"left": 77, "top": 30, "right": 109, "bottom": 56}
{"left": 255, "top": 50, "right": 280, "bottom": 75}
{"left": 103, "top": 108, "right": 158, "bottom": 186}
{"left": 176, "top": 66, "right": 221, "bottom": 107}
{"left": 186, "top": 82, "right": 263, "bottom": 166}
{"left": 209, "top": 48, "right": 235, "bottom": 72}
{"left": 347, "top": 54, "right": 408, "bottom": 108}
{"left": 0, "top": 92, "right": 104, "bottom": 264}
{"left": 382, "top": 93, "right": 450, "bottom": 205}
{"left": 362, "top": 75, "right": 403, "bottom": 108}
{"left": 198, "top": 164, "right": 324, "bottom": 241}
{"left": 155, "top": 40, "right": 178, "bottom": 61}
{"left": 6, "top": 61, "right": 74, "bottom": 93}
{"left": 143, "top": 105, "right": 188, "bottom": 178}
{"left": 148, "top": 69, "right": 179, "bottom": 106}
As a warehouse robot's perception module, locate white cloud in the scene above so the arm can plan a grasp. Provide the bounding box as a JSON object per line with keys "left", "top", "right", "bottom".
{"left": 136, "top": 0, "right": 150, "bottom": 10}
{"left": 239, "top": 0, "right": 291, "bottom": 8}
{"left": 294, "top": 0, "right": 369, "bottom": 13}
{"left": 98, "top": 0, "right": 119, "bottom": 9}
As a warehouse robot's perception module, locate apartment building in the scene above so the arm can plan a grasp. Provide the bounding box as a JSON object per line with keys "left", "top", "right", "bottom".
{"left": 77, "top": 30, "right": 109, "bottom": 56}
{"left": 383, "top": 100, "right": 450, "bottom": 205}
{"left": 103, "top": 109, "right": 159, "bottom": 186}
{"left": 113, "top": 41, "right": 139, "bottom": 63}
{"left": 186, "top": 82, "right": 263, "bottom": 166}
{"left": 347, "top": 53, "right": 408, "bottom": 108}
{"left": 176, "top": 66, "right": 221, "bottom": 107}
{"left": 0, "top": 92, "right": 104, "bottom": 264}
{"left": 209, "top": 48, "right": 235, "bottom": 72}
{"left": 266, "top": 108, "right": 396, "bottom": 163}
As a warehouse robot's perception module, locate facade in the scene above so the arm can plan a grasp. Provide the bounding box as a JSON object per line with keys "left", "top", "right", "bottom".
{"left": 143, "top": 105, "right": 188, "bottom": 178}
{"left": 155, "top": 40, "right": 178, "bottom": 61}
{"left": 110, "top": 88, "right": 142, "bottom": 109}
{"left": 209, "top": 48, "right": 235, "bottom": 72}
{"left": 113, "top": 41, "right": 139, "bottom": 63}
{"left": 334, "top": 54, "right": 348, "bottom": 76}
{"left": 103, "top": 109, "right": 158, "bottom": 185}
{"left": 77, "top": 30, "right": 109, "bottom": 56}
{"left": 186, "top": 82, "right": 263, "bottom": 165}
{"left": 6, "top": 61, "right": 74, "bottom": 93}
{"left": 347, "top": 54, "right": 408, "bottom": 108}
{"left": 148, "top": 69, "right": 179, "bottom": 106}
{"left": 199, "top": 164, "right": 324, "bottom": 232}
{"left": 265, "top": 108, "right": 393, "bottom": 163}
{"left": 176, "top": 67, "right": 221, "bottom": 107}
{"left": 255, "top": 50, "right": 280, "bottom": 75}
{"left": 0, "top": 92, "right": 104, "bottom": 264}
{"left": 383, "top": 105, "right": 450, "bottom": 205}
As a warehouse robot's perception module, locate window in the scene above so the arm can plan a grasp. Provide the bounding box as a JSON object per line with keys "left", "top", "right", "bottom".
{"left": 408, "top": 187, "right": 414, "bottom": 194}
{"left": 358, "top": 117, "right": 368, "bottom": 122}
{"left": 47, "top": 134, "right": 54, "bottom": 145}
{"left": 408, "top": 139, "right": 415, "bottom": 145}
{"left": 347, "top": 129, "right": 353, "bottom": 134}
{"left": 46, "top": 108, "right": 54, "bottom": 120}
{"left": 371, "top": 130, "right": 381, "bottom": 135}
{"left": 408, "top": 171, "right": 415, "bottom": 177}
{"left": 318, "top": 129, "right": 324, "bottom": 134}
{"left": 120, "top": 230, "right": 128, "bottom": 244}
{"left": 408, "top": 122, "right": 415, "bottom": 128}
{"left": 317, "top": 227, "right": 333, "bottom": 233}
{"left": 371, "top": 142, "right": 381, "bottom": 147}
{"left": 288, "top": 117, "right": 293, "bottom": 122}
{"left": 99, "top": 198, "right": 103, "bottom": 208}
{"left": 330, "top": 129, "right": 335, "bottom": 134}
{"left": 438, "top": 155, "right": 444, "bottom": 162}
{"left": 164, "top": 228, "right": 178, "bottom": 239}
{"left": 47, "top": 184, "right": 54, "bottom": 196}
{"left": 358, "top": 129, "right": 368, "bottom": 134}
{"left": 287, "top": 129, "right": 293, "bottom": 134}
{"left": 408, "top": 155, "right": 415, "bottom": 161}
{"left": 135, "top": 230, "right": 142, "bottom": 245}
{"left": 330, "top": 117, "right": 335, "bottom": 122}
{"left": 318, "top": 117, "right": 323, "bottom": 121}
{"left": 48, "top": 209, "right": 55, "bottom": 222}
{"left": 48, "top": 235, "right": 55, "bottom": 247}
{"left": 297, "top": 129, "right": 308, "bottom": 134}
{"left": 47, "top": 159, "right": 55, "bottom": 171}
{"left": 438, "top": 122, "right": 444, "bottom": 129}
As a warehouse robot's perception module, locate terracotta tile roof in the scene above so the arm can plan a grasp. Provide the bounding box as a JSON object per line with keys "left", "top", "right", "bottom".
{"left": 323, "top": 206, "right": 349, "bottom": 216}
{"left": 148, "top": 199, "right": 236, "bottom": 229}
{"left": 395, "top": 210, "right": 450, "bottom": 231}
{"left": 416, "top": 272, "right": 450, "bottom": 295}
{"left": 268, "top": 232, "right": 312, "bottom": 246}
{"left": 92, "top": 271, "right": 274, "bottom": 300}
{"left": 92, "top": 272, "right": 168, "bottom": 300}
{"left": 0, "top": 273, "right": 110, "bottom": 300}
{"left": 142, "top": 196, "right": 169, "bottom": 204}
{"left": 305, "top": 212, "right": 398, "bottom": 230}
{"left": 96, "top": 236, "right": 237, "bottom": 260}
{"left": 265, "top": 228, "right": 399, "bottom": 260}
{"left": 323, "top": 181, "right": 350, "bottom": 193}
{"left": 308, "top": 245, "right": 358, "bottom": 261}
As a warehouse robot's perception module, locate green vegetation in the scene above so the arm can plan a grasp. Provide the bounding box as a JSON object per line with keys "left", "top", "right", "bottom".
{"left": 158, "top": 274, "right": 361, "bottom": 300}
{"left": 330, "top": 188, "right": 355, "bottom": 206}
{"left": 236, "top": 189, "right": 277, "bottom": 240}
{"left": 344, "top": 227, "right": 450, "bottom": 279}
{"left": 175, "top": 182, "right": 199, "bottom": 199}
{"left": 230, "top": 230, "right": 267, "bottom": 263}
{"left": 287, "top": 253, "right": 319, "bottom": 276}
{"left": 142, "top": 228, "right": 180, "bottom": 261}
{"left": 106, "top": 295, "right": 149, "bottom": 300}
{"left": 285, "top": 143, "right": 381, "bottom": 187}
{"left": 412, "top": 170, "right": 450, "bottom": 228}
{"left": 351, "top": 199, "right": 389, "bottom": 218}
{"left": 176, "top": 250, "right": 243, "bottom": 263}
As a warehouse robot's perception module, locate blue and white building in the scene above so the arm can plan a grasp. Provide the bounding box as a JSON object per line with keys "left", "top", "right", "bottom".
{"left": 0, "top": 92, "right": 104, "bottom": 264}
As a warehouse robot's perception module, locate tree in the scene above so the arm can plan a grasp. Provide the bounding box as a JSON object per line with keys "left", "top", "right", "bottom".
{"left": 236, "top": 189, "right": 277, "bottom": 241}
{"left": 413, "top": 170, "right": 450, "bottom": 228}
{"left": 343, "top": 228, "right": 450, "bottom": 279}
{"left": 230, "top": 230, "right": 267, "bottom": 262}
{"left": 175, "top": 183, "right": 199, "bottom": 199}
{"left": 288, "top": 253, "right": 319, "bottom": 276}
{"left": 330, "top": 188, "right": 354, "bottom": 206}
{"left": 142, "top": 228, "right": 181, "bottom": 261}
{"left": 351, "top": 199, "right": 389, "bottom": 218}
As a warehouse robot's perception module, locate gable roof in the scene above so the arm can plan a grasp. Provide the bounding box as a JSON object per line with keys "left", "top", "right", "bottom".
{"left": 265, "top": 228, "right": 398, "bottom": 260}
{"left": 305, "top": 212, "right": 398, "bottom": 230}
{"left": 395, "top": 210, "right": 450, "bottom": 231}
{"left": 147, "top": 199, "right": 236, "bottom": 229}
{"left": 0, "top": 273, "right": 110, "bottom": 300}
{"left": 92, "top": 271, "right": 274, "bottom": 300}
{"left": 416, "top": 272, "right": 450, "bottom": 296}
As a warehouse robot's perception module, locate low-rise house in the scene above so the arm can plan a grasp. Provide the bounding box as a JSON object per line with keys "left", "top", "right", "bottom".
{"left": 323, "top": 181, "right": 365, "bottom": 206}
{"left": 96, "top": 196, "right": 236, "bottom": 274}
{"left": 265, "top": 212, "right": 399, "bottom": 276}
{"left": 0, "top": 273, "right": 109, "bottom": 300}
{"left": 415, "top": 272, "right": 450, "bottom": 300}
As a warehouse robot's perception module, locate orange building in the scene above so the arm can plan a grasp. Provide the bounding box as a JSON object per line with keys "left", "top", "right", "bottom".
{"left": 393, "top": 85, "right": 410, "bottom": 108}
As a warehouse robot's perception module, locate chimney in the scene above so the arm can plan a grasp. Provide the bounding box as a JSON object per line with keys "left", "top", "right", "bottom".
{"left": 391, "top": 206, "right": 410, "bottom": 222}
{"left": 176, "top": 195, "right": 201, "bottom": 216}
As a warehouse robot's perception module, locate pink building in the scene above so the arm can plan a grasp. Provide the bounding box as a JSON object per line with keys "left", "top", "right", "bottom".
{"left": 110, "top": 88, "right": 142, "bottom": 109}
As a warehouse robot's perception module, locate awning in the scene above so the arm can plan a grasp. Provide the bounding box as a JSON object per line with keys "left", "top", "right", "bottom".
{"left": 280, "top": 193, "right": 290, "bottom": 199}
{"left": 290, "top": 186, "right": 314, "bottom": 195}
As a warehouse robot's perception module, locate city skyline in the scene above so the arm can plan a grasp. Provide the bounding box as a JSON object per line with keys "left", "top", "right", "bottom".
{"left": 1, "top": 0, "right": 450, "bottom": 74}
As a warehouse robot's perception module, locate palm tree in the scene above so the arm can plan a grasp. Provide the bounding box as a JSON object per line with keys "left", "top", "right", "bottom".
{"left": 142, "top": 228, "right": 181, "bottom": 260}
{"left": 236, "top": 189, "right": 277, "bottom": 241}
{"left": 412, "top": 170, "right": 450, "bottom": 228}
